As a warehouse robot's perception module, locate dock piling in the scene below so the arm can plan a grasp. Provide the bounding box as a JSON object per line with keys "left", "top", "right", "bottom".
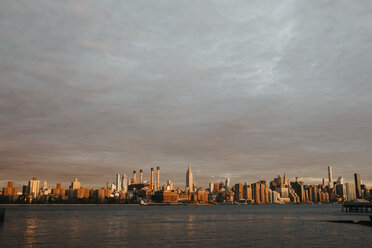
{"left": 0, "top": 208, "right": 4, "bottom": 222}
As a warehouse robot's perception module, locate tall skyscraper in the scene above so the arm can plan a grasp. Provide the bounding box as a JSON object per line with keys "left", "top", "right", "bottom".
{"left": 122, "top": 174, "right": 128, "bottom": 193}
{"left": 328, "top": 166, "right": 333, "bottom": 188}
{"left": 345, "top": 183, "right": 356, "bottom": 201}
{"left": 225, "top": 177, "right": 230, "bottom": 189}
{"left": 151, "top": 168, "right": 154, "bottom": 190}
{"left": 140, "top": 169, "right": 143, "bottom": 184}
{"left": 186, "top": 162, "right": 193, "bottom": 192}
{"left": 70, "top": 178, "right": 81, "bottom": 190}
{"left": 156, "top": 167, "right": 160, "bottom": 190}
{"left": 28, "top": 177, "right": 40, "bottom": 197}
{"left": 116, "top": 173, "right": 121, "bottom": 192}
{"left": 209, "top": 182, "right": 214, "bottom": 193}
{"left": 354, "top": 173, "right": 362, "bottom": 199}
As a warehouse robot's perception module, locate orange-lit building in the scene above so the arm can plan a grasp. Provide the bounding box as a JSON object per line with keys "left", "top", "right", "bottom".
{"left": 2, "top": 181, "right": 17, "bottom": 196}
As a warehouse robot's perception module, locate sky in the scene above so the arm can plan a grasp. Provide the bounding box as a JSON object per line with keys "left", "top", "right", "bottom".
{"left": 1, "top": 0, "right": 372, "bottom": 188}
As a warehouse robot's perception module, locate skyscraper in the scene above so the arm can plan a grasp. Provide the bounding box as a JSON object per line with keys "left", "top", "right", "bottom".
{"left": 116, "top": 173, "right": 121, "bottom": 192}
{"left": 328, "top": 166, "right": 333, "bottom": 188}
{"left": 122, "top": 174, "right": 128, "bottom": 193}
{"left": 225, "top": 177, "right": 230, "bottom": 189}
{"left": 70, "top": 178, "right": 81, "bottom": 190}
{"left": 354, "top": 173, "right": 362, "bottom": 199}
{"left": 140, "top": 169, "right": 143, "bottom": 184}
{"left": 186, "top": 162, "right": 193, "bottom": 192}
{"left": 28, "top": 177, "right": 40, "bottom": 197}
{"left": 156, "top": 167, "right": 160, "bottom": 190}
{"left": 151, "top": 168, "right": 154, "bottom": 190}
{"left": 345, "top": 183, "right": 356, "bottom": 201}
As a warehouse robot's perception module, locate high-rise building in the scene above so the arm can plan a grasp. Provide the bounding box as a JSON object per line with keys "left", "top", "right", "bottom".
{"left": 2, "top": 181, "right": 17, "bottom": 196}
{"left": 328, "top": 166, "right": 333, "bottom": 188}
{"left": 53, "top": 183, "right": 62, "bottom": 196}
{"left": 209, "top": 182, "right": 214, "bottom": 193}
{"left": 122, "top": 174, "right": 128, "bottom": 193}
{"left": 354, "top": 173, "right": 362, "bottom": 199}
{"left": 345, "top": 183, "right": 356, "bottom": 201}
{"left": 186, "top": 162, "right": 193, "bottom": 193}
{"left": 233, "top": 183, "right": 244, "bottom": 201}
{"left": 140, "top": 169, "right": 143, "bottom": 184}
{"left": 28, "top": 177, "right": 40, "bottom": 197}
{"left": 70, "top": 178, "right": 81, "bottom": 190}
{"left": 225, "top": 177, "right": 230, "bottom": 189}
{"left": 116, "top": 173, "right": 121, "bottom": 192}
{"left": 156, "top": 167, "right": 160, "bottom": 190}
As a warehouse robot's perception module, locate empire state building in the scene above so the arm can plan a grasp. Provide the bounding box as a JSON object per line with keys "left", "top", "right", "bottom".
{"left": 186, "top": 162, "right": 194, "bottom": 193}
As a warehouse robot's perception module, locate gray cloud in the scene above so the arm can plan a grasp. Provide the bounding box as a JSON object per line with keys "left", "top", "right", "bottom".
{"left": 1, "top": 0, "right": 371, "bottom": 188}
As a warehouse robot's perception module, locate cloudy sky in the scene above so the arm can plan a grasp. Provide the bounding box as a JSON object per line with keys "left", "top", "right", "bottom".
{"left": 1, "top": 0, "right": 372, "bottom": 188}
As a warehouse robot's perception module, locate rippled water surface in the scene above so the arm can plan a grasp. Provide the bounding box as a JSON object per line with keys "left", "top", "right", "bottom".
{"left": 0, "top": 204, "right": 371, "bottom": 247}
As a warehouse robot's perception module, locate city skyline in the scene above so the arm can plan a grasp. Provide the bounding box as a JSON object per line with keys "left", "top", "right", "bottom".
{"left": 1, "top": 1, "right": 372, "bottom": 187}
{"left": 2, "top": 164, "right": 370, "bottom": 205}
{"left": 2, "top": 164, "right": 371, "bottom": 189}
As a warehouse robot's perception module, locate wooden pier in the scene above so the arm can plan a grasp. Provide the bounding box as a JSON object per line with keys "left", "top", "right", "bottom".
{"left": 342, "top": 202, "right": 372, "bottom": 213}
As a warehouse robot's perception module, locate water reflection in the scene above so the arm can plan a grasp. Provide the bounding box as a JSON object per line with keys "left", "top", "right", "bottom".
{"left": 24, "top": 217, "right": 38, "bottom": 247}
{"left": 185, "top": 214, "right": 196, "bottom": 239}
{"left": 0, "top": 205, "right": 371, "bottom": 248}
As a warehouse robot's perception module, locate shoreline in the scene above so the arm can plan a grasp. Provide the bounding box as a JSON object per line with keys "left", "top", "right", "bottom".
{"left": 0, "top": 202, "right": 341, "bottom": 207}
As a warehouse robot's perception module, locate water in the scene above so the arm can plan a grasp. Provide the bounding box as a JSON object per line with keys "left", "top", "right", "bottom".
{"left": 0, "top": 204, "right": 370, "bottom": 248}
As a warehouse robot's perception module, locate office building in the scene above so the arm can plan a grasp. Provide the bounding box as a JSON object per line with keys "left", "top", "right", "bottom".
{"left": 354, "top": 173, "right": 362, "bottom": 199}
{"left": 328, "top": 166, "right": 333, "bottom": 188}
{"left": 156, "top": 167, "right": 160, "bottom": 190}
{"left": 116, "top": 173, "right": 121, "bottom": 192}
{"left": 186, "top": 163, "right": 193, "bottom": 193}
{"left": 70, "top": 178, "right": 81, "bottom": 190}
{"left": 28, "top": 177, "right": 40, "bottom": 197}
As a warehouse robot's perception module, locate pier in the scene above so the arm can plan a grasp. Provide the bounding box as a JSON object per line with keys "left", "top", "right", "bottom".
{"left": 342, "top": 202, "right": 372, "bottom": 213}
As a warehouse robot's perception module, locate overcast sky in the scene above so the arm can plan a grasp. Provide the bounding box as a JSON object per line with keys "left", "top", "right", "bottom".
{"left": 1, "top": 0, "right": 372, "bottom": 188}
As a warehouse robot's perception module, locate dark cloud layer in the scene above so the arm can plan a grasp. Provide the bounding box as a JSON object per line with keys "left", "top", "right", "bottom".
{"left": 1, "top": 0, "right": 372, "bottom": 188}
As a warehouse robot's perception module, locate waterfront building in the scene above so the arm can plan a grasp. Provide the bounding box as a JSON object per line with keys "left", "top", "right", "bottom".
{"left": 291, "top": 178, "right": 305, "bottom": 202}
{"left": 252, "top": 182, "right": 261, "bottom": 204}
{"left": 196, "top": 188, "right": 209, "bottom": 202}
{"left": 233, "top": 183, "right": 244, "bottom": 201}
{"left": 243, "top": 183, "right": 252, "bottom": 201}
